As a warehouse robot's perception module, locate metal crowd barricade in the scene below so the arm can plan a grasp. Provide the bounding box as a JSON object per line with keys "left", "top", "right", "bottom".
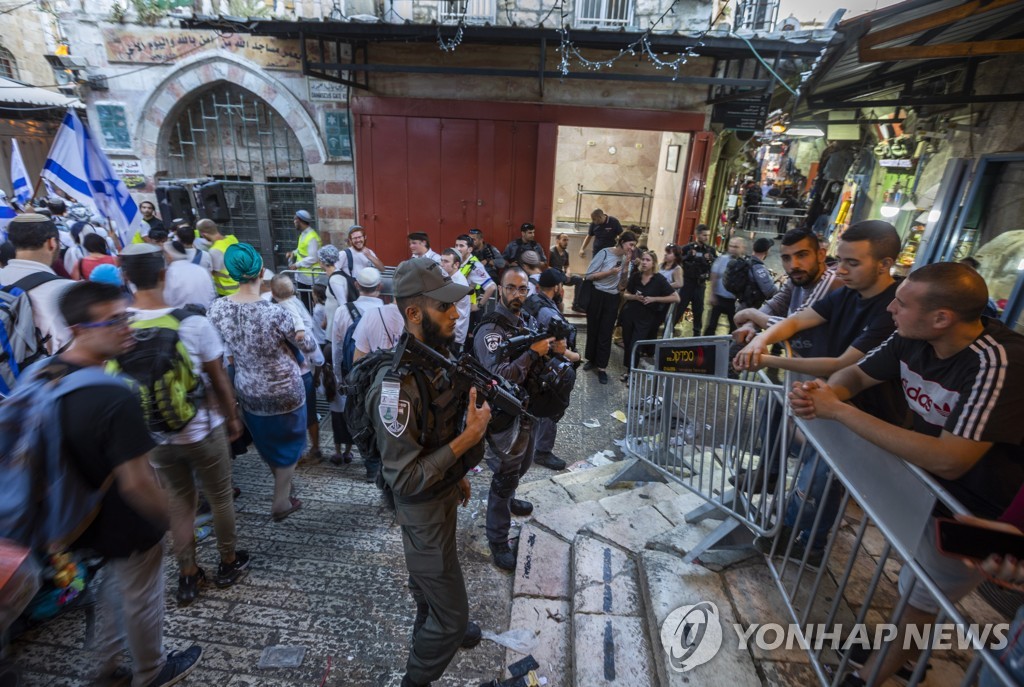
{"left": 760, "top": 385, "right": 1019, "bottom": 687}
{"left": 621, "top": 336, "right": 790, "bottom": 559}
{"left": 620, "top": 353, "right": 1017, "bottom": 686}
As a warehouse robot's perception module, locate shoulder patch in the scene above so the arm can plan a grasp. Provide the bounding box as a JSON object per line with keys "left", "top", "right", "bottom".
{"left": 379, "top": 398, "right": 411, "bottom": 437}
{"left": 484, "top": 332, "right": 503, "bottom": 353}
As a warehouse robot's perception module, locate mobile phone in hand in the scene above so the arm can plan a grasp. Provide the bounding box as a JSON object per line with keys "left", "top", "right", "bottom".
{"left": 935, "top": 516, "right": 1024, "bottom": 562}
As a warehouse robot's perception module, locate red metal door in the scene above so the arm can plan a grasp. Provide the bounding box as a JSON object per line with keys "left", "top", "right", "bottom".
{"left": 677, "top": 131, "right": 715, "bottom": 243}
{"left": 439, "top": 118, "right": 479, "bottom": 248}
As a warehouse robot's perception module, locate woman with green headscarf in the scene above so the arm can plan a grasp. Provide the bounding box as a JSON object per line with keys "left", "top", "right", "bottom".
{"left": 207, "top": 243, "right": 315, "bottom": 521}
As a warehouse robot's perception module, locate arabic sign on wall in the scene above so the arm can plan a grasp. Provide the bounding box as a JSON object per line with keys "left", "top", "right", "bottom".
{"left": 109, "top": 159, "right": 146, "bottom": 189}
{"left": 102, "top": 29, "right": 303, "bottom": 70}
{"left": 309, "top": 79, "right": 347, "bottom": 102}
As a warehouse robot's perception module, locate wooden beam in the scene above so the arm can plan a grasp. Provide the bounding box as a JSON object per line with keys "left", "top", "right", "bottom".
{"left": 861, "top": 38, "right": 1024, "bottom": 61}
{"left": 859, "top": 0, "right": 1021, "bottom": 49}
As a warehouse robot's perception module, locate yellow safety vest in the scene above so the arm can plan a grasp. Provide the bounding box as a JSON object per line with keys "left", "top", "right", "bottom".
{"left": 211, "top": 235, "right": 239, "bottom": 296}
{"left": 458, "top": 255, "right": 485, "bottom": 305}
{"left": 296, "top": 228, "right": 320, "bottom": 279}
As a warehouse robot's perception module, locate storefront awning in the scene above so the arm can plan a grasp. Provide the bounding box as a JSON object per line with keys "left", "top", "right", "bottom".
{"left": 0, "top": 76, "right": 83, "bottom": 110}
{"left": 792, "top": 0, "right": 1024, "bottom": 118}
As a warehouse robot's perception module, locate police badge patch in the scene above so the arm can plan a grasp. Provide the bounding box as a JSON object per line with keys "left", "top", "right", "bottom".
{"left": 484, "top": 332, "right": 503, "bottom": 353}
{"left": 379, "top": 399, "right": 411, "bottom": 437}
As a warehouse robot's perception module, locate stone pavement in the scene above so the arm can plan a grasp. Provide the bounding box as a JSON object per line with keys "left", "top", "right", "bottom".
{"left": 7, "top": 326, "right": 1008, "bottom": 686}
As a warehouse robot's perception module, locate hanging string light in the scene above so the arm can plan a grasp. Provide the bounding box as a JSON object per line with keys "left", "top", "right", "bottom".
{"left": 437, "top": 21, "right": 465, "bottom": 52}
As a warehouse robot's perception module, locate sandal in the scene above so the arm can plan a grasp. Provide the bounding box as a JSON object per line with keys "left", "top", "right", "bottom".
{"left": 272, "top": 497, "right": 302, "bottom": 522}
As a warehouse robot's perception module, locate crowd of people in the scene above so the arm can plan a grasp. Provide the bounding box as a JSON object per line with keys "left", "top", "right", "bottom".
{"left": 2, "top": 195, "right": 1022, "bottom": 687}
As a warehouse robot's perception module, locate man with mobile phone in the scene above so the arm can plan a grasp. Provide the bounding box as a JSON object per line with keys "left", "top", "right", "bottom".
{"left": 789, "top": 262, "right": 1024, "bottom": 687}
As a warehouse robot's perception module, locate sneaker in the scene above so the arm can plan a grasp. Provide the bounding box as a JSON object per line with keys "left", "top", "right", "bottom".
{"left": 462, "top": 620, "right": 482, "bottom": 649}
{"left": 176, "top": 568, "right": 205, "bottom": 607}
{"left": 489, "top": 541, "right": 517, "bottom": 572}
{"left": 534, "top": 453, "right": 567, "bottom": 471}
{"left": 214, "top": 550, "right": 251, "bottom": 588}
{"left": 597, "top": 370, "right": 609, "bottom": 384}
{"left": 329, "top": 451, "right": 345, "bottom": 465}
{"left": 144, "top": 645, "right": 202, "bottom": 687}
{"left": 510, "top": 499, "right": 533, "bottom": 517}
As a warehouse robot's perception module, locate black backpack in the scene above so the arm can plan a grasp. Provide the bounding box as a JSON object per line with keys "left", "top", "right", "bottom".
{"left": 723, "top": 256, "right": 765, "bottom": 308}
{"left": 339, "top": 250, "right": 360, "bottom": 303}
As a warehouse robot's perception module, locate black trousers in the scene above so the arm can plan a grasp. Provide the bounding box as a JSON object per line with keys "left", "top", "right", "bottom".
{"left": 703, "top": 297, "right": 737, "bottom": 336}
{"left": 675, "top": 279, "right": 706, "bottom": 335}
{"left": 584, "top": 289, "right": 620, "bottom": 369}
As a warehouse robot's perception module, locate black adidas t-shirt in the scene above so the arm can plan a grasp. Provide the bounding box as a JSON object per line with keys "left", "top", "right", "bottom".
{"left": 62, "top": 364, "right": 164, "bottom": 558}
{"left": 858, "top": 319, "right": 1024, "bottom": 518}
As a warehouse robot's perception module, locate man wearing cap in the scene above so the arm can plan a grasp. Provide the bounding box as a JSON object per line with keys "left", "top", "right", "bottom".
{"left": 746, "top": 237, "right": 779, "bottom": 308}
{"left": 365, "top": 257, "right": 490, "bottom": 687}
{"left": 332, "top": 266, "right": 385, "bottom": 372}
{"left": 0, "top": 213, "right": 74, "bottom": 356}
{"left": 408, "top": 232, "right": 441, "bottom": 264}
{"left": 287, "top": 210, "right": 320, "bottom": 296}
{"left": 502, "top": 223, "right": 546, "bottom": 268}
{"left": 518, "top": 250, "right": 543, "bottom": 296}
{"left": 469, "top": 228, "right": 505, "bottom": 283}
{"left": 198, "top": 219, "right": 239, "bottom": 297}
{"left": 523, "top": 268, "right": 580, "bottom": 471}
{"left": 473, "top": 267, "right": 552, "bottom": 571}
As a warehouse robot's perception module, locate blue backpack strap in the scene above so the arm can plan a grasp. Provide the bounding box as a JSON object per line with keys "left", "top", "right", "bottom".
{"left": 191, "top": 249, "right": 204, "bottom": 265}
{"left": 345, "top": 249, "right": 354, "bottom": 275}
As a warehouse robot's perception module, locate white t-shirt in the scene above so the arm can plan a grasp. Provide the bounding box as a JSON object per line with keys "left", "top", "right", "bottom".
{"left": 0, "top": 260, "right": 73, "bottom": 354}
{"left": 127, "top": 307, "right": 226, "bottom": 446}
{"left": 331, "top": 295, "right": 384, "bottom": 380}
{"left": 276, "top": 297, "right": 324, "bottom": 370}
{"left": 164, "top": 260, "right": 216, "bottom": 310}
{"left": 185, "top": 247, "right": 213, "bottom": 271}
{"left": 461, "top": 257, "right": 493, "bottom": 291}
{"left": 354, "top": 302, "right": 404, "bottom": 355}
{"left": 451, "top": 270, "right": 471, "bottom": 345}
{"left": 338, "top": 247, "right": 377, "bottom": 277}
{"left": 421, "top": 248, "right": 442, "bottom": 265}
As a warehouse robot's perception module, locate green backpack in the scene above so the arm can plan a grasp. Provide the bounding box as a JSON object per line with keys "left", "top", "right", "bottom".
{"left": 106, "top": 309, "right": 201, "bottom": 434}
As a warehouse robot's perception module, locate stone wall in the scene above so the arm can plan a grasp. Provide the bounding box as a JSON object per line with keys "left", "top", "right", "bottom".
{"left": 646, "top": 130, "right": 688, "bottom": 254}
{"left": 1, "top": 5, "right": 61, "bottom": 87}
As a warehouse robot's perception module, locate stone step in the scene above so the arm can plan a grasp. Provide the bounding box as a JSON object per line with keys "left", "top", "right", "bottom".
{"left": 639, "top": 550, "right": 761, "bottom": 687}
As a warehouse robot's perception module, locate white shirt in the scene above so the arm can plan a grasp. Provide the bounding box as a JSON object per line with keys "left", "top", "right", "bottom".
{"left": 63, "top": 244, "right": 88, "bottom": 277}
{"left": 331, "top": 295, "right": 384, "bottom": 380}
{"left": 126, "top": 306, "right": 226, "bottom": 446}
{"left": 0, "top": 259, "right": 73, "bottom": 354}
{"left": 354, "top": 302, "right": 404, "bottom": 355}
{"left": 450, "top": 270, "right": 471, "bottom": 344}
{"left": 461, "top": 256, "right": 493, "bottom": 291}
{"left": 185, "top": 247, "right": 213, "bottom": 271}
{"left": 338, "top": 247, "right": 378, "bottom": 277}
{"left": 276, "top": 296, "right": 324, "bottom": 370}
{"left": 420, "top": 248, "right": 442, "bottom": 265}
{"left": 164, "top": 260, "right": 216, "bottom": 310}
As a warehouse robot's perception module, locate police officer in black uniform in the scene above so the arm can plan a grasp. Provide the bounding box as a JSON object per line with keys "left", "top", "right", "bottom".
{"left": 473, "top": 267, "right": 552, "bottom": 571}
{"left": 676, "top": 224, "right": 717, "bottom": 336}
{"left": 524, "top": 268, "right": 581, "bottom": 471}
{"left": 366, "top": 257, "right": 492, "bottom": 687}
{"left": 502, "top": 223, "right": 547, "bottom": 268}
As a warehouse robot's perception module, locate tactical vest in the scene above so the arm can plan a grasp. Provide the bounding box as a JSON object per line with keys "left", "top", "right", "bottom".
{"left": 458, "top": 255, "right": 485, "bottom": 305}
{"left": 210, "top": 235, "right": 239, "bottom": 296}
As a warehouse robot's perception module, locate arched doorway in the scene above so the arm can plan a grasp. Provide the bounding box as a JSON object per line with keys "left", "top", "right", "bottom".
{"left": 160, "top": 83, "right": 316, "bottom": 270}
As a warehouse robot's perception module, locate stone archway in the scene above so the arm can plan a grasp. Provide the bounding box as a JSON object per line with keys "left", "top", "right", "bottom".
{"left": 135, "top": 51, "right": 325, "bottom": 172}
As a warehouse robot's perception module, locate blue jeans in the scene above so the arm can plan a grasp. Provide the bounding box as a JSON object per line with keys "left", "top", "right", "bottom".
{"left": 783, "top": 447, "right": 844, "bottom": 551}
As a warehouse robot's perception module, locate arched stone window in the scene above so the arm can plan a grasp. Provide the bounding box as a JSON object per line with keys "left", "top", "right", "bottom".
{"left": 0, "top": 46, "right": 18, "bottom": 80}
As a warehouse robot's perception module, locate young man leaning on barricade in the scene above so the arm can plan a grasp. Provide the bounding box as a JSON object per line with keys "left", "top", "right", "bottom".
{"left": 733, "top": 220, "right": 908, "bottom": 561}
{"left": 788, "top": 261, "right": 1024, "bottom": 686}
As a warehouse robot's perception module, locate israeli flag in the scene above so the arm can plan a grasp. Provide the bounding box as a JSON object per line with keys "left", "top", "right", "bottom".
{"left": 41, "top": 110, "right": 140, "bottom": 247}
{"left": 0, "top": 196, "right": 15, "bottom": 243}
{"left": 10, "top": 139, "right": 31, "bottom": 207}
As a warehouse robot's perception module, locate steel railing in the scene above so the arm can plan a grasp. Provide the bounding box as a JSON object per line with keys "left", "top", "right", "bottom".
{"left": 621, "top": 359, "right": 1020, "bottom": 686}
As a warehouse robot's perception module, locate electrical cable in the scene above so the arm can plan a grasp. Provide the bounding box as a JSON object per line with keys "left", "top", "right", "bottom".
{"left": 728, "top": 30, "right": 797, "bottom": 96}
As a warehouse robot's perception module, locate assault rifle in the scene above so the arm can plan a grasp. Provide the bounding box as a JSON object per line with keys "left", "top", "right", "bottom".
{"left": 495, "top": 318, "right": 574, "bottom": 362}
{"left": 397, "top": 333, "right": 530, "bottom": 431}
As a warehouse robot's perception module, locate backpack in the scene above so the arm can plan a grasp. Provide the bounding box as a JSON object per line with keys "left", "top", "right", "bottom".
{"left": 0, "top": 359, "right": 124, "bottom": 554}
{"left": 723, "top": 256, "right": 766, "bottom": 308}
{"left": 105, "top": 309, "right": 201, "bottom": 434}
{"left": 0, "top": 272, "right": 65, "bottom": 397}
{"left": 339, "top": 302, "right": 363, "bottom": 377}
{"left": 341, "top": 250, "right": 360, "bottom": 303}
{"left": 190, "top": 248, "right": 206, "bottom": 266}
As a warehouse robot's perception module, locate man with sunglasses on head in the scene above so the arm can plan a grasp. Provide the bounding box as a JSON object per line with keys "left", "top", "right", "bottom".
{"left": 472, "top": 267, "right": 553, "bottom": 571}
{"left": 366, "top": 258, "right": 491, "bottom": 687}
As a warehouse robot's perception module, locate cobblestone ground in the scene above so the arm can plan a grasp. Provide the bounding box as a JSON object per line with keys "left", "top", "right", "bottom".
{"left": 10, "top": 328, "right": 634, "bottom": 687}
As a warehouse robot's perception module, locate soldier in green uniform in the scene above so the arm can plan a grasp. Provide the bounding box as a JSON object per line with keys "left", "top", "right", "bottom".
{"left": 366, "top": 257, "right": 492, "bottom": 687}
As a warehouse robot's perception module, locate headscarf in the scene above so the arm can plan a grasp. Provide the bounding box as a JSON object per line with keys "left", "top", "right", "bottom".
{"left": 318, "top": 244, "right": 340, "bottom": 267}
{"left": 89, "top": 263, "right": 123, "bottom": 286}
{"left": 224, "top": 242, "right": 264, "bottom": 283}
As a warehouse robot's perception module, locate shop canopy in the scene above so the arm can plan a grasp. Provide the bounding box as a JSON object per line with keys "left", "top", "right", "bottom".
{"left": 791, "top": 0, "right": 1024, "bottom": 121}
{"left": 0, "top": 76, "right": 83, "bottom": 110}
